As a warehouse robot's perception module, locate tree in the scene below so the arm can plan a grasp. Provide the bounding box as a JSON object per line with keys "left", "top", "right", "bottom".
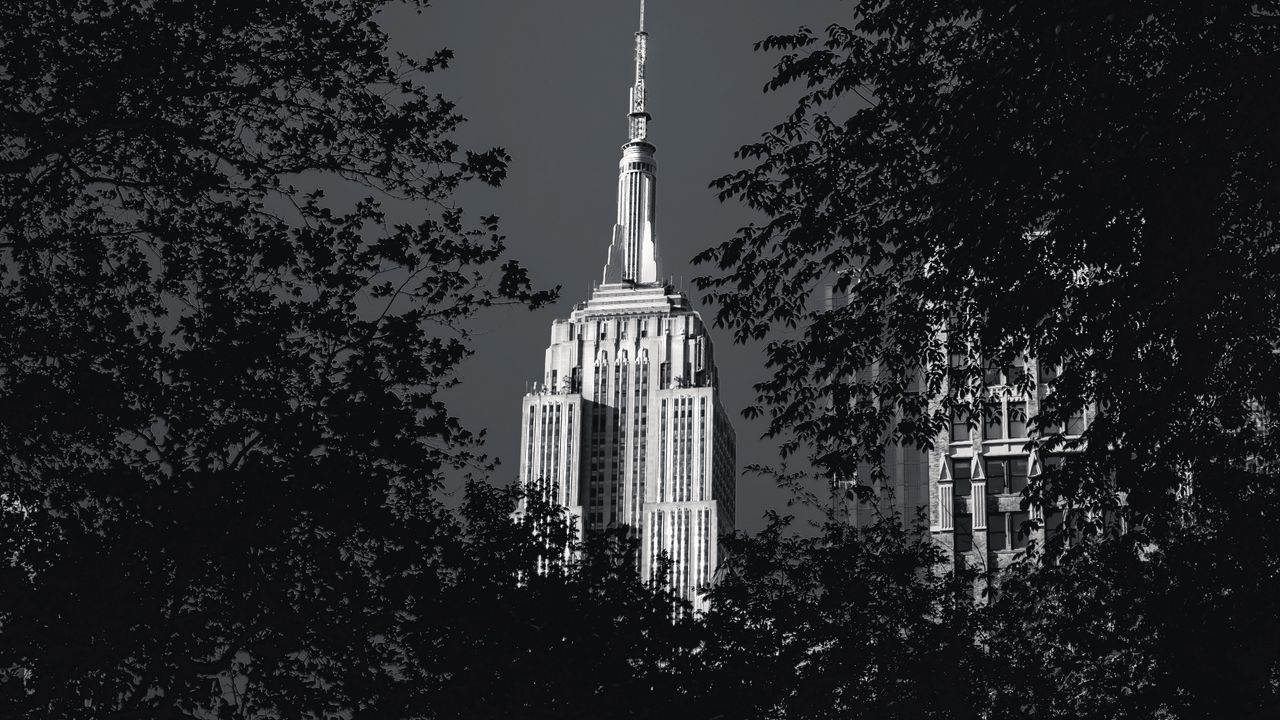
{"left": 692, "top": 513, "right": 982, "bottom": 720}
{"left": 431, "top": 481, "right": 701, "bottom": 720}
{"left": 0, "top": 1, "right": 553, "bottom": 716}
{"left": 695, "top": 4, "right": 1280, "bottom": 716}
{"left": 696, "top": 1, "right": 1280, "bottom": 516}
{"left": 982, "top": 476, "right": 1280, "bottom": 719}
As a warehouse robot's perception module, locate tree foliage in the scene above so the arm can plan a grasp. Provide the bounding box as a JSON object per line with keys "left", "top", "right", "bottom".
{"left": 696, "top": 0, "right": 1280, "bottom": 514}
{"left": 435, "top": 482, "right": 700, "bottom": 720}
{"left": 984, "top": 475, "right": 1280, "bottom": 719}
{"left": 693, "top": 513, "right": 980, "bottom": 720}
{"left": 688, "top": 488, "right": 1280, "bottom": 720}
{"left": 0, "top": 0, "right": 554, "bottom": 716}
{"left": 691, "top": 3, "right": 1280, "bottom": 717}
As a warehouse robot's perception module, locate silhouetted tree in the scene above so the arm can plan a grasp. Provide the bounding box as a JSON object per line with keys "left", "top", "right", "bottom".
{"left": 690, "top": 513, "right": 982, "bottom": 720}
{"left": 696, "top": 1, "right": 1280, "bottom": 517}
{"left": 693, "top": 4, "right": 1280, "bottom": 717}
{"left": 0, "top": 1, "right": 554, "bottom": 717}
{"left": 983, "top": 474, "right": 1280, "bottom": 719}
{"left": 431, "top": 481, "right": 700, "bottom": 720}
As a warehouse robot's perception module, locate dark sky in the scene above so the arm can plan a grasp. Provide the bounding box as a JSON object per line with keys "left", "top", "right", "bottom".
{"left": 389, "top": 0, "right": 847, "bottom": 531}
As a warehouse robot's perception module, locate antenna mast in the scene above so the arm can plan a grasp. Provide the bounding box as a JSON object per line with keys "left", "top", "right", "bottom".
{"left": 628, "top": 0, "right": 650, "bottom": 142}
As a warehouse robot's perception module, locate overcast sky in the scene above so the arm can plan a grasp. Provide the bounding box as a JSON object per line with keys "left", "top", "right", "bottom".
{"left": 388, "top": 0, "right": 849, "bottom": 530}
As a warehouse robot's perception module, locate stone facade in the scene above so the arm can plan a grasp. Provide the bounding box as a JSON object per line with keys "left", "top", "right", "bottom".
{"left": 519, "top": 284, "right": 736, "bottom": 608}
{"left": 847, "top": 355, "right": 1091, "bottom": 572}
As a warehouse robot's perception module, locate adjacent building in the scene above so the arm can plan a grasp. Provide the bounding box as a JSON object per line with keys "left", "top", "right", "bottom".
{"left": 926, "top": 357, "right": 1091, "bottom": 573}
{"left": 517, "top": 3, "right": 736, "bottom": 610}
{"left": 840, "top": 361, "right": 1091, "bottom": 572}
{"left": 826, "top": 287, "right": 1091, "bottom": 572}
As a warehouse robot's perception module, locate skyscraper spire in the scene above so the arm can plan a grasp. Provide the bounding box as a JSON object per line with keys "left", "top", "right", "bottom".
{"left": 519, "top": 0, "right": 737, "bottom": 612}
{"left": 603, "top": 0, "right": 661, "bottom": 285}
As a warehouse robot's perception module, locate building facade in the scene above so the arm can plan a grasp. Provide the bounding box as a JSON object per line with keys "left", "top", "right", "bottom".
{"left": 842, "top": 352, "right": 1091, "bottom": 573}
{"left": 517, "top": 4, "right": 736, "bottom": 610}
{"left": 823, "top": 283, "right": 1090, "bottom": 570}
{"left": 926, "top": 358, "right": 1090, "bottom": 573}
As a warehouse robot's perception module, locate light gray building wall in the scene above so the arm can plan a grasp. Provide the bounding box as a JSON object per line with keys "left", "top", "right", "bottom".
{"left": 521, "top": 282, "right": 737, "bottom": 610}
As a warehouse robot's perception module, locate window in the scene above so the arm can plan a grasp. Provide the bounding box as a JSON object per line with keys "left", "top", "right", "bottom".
{"left": 947, "top": 352, "right": 969, "bottom": 385}
{"left": 952, "top": 460, "right": 972, "bottom": 496}
{"left": 985, "top": 399, "right": 1029, "bottom": 440}
{"left": 989, "top": 512, "right": 1008, "bottom": 551}
{"left": 985, "top": 458, "right": 1007, "bottom": 494}
{"left": 950, "top": 408, "right": 972, "bottom": 443}
{"left": 987, "top": 457, "right": 1029, "bottom": 495}
{"left": 980, "top": 356, "right": 1028, "bottom": 386}
{"left": 1008, "top": 402, "right": 1028, "bottom": 438}
{"left": 984, "top": 402, "right": 1004, "bottom": 439}
{"left": 982, "top": 360, "right": 1001, "bottom": 386}
{"left": 1039, "top": 362, "right": 1059, "bottom": 385}
{"left": 955, "top": 513, "right": 973, "bottom": 553}
{"left": 1045, "top": 509, "right": 1064, "bottom": 542}
{"left": 1005, "top": 358, "right": 1027, "bottom": 386}
{"left": 1011, "top": 511, "right": 1031, "bottom": 550}
{"left": 1008, "top": 458, "right": 1028, "bottom": 493}
{"left": 1066, "top": 410, "right": 1086, "bottom": 435}
{"left": 1009, "top": 457, "right": 1029, "bottom": 493}
{"left": 1041, "top": 456, "right": 1063, "bottom": 496}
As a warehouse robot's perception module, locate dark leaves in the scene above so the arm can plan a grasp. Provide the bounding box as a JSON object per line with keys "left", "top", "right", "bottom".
{"left": 695, "top": 0, "right": 1280, "bottom": 520}
{"left": 0, "top": 0, "right": 555, "bottom": 717}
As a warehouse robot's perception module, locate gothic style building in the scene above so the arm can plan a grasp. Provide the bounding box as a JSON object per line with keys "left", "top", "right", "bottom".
{"left": 925, "top": 357, "right": 1090, "bottom": 572}
{"left": 823, "top": 288, "right": 1095, "bottom": 571}
{"left": 517, "top": 3, "right": 736, "bottom": 610}
{"left": 835, "top": 349, "right": 1091, "bottom": 572}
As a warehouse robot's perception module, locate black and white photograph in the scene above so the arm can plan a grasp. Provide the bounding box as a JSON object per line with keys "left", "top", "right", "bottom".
{"left": 3, "top": 1, "right": 1279, "bottom": 718}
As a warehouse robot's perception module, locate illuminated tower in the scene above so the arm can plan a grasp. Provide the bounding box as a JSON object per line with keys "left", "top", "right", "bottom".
{"left": 517, "top": 0, "right": 736, "bottom": 610}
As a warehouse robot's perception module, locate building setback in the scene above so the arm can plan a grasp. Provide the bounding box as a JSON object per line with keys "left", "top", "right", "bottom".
{"left": 517, "top": 1, "right": 736, "bottom": 610}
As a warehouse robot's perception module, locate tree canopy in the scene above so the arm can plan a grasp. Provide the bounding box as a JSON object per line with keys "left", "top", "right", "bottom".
{"left": 694, "top": 512, "right": 981, "bottom": 720}
{"left": 0, "top": 0, "right": 555, "bottom": 715}
{"left": 691, "top": 2, "right": 1280, "bottom": 717}
{"left": 696, "top": 0, "right": 1280, "bottom": 515}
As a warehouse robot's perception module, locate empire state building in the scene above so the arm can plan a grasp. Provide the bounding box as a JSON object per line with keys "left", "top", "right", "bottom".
{"left": 517, "top": 2, "right": 736, "bottom": 609}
